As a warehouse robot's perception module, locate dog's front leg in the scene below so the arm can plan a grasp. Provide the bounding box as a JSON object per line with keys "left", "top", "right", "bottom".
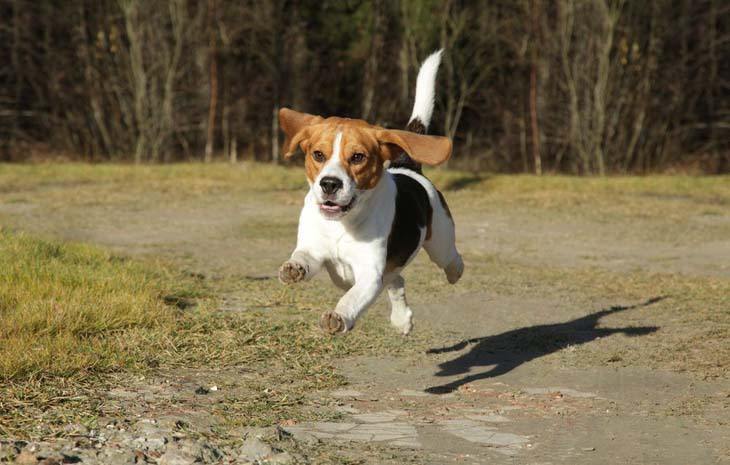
{"left": 320, "top": 269, "right": 383, "bottom": 334}
{"left": 279, "top": 249, "right": 323, "bottom": 284}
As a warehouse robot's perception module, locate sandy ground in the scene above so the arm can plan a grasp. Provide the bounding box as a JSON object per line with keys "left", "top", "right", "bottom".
{"left": 1, "top": 171, "right": 728, "bottom": 464}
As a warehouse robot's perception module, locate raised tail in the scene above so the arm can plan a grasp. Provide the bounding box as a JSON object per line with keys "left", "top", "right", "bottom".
{"left": 407, "top": 49, "right": 443, "bottom": 133}
{"left": 391, "top": 49, "right": 444, "bottom": 173}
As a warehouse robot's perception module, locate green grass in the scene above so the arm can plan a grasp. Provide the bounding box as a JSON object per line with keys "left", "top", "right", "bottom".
{"left": 0, "top": 229, "right": 199, "bottom": 381}
{"left": 0, "top": 162, "right": 306, "bottom": 207}
{"left": 0, "top": 228, "right": 431, "bottom": 438}
{"left": 0, "top": 162, "right": 728, "bottom": 440}
{"left": 0, "top": 229, "right": 208, "bottom": 436}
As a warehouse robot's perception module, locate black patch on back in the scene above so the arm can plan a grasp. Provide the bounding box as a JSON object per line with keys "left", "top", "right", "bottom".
{"left": 386, "top": 174, "right": 432, "bottom": 271}
{"left": 389, "top": 118, "right": 427, "bottom": 174}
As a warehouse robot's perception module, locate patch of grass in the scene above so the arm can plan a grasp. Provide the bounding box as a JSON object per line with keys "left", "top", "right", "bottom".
{"left": 426, "top": 170, "right": 730, "bottom": 198}
{"left": 0, "top": 229, "right": 198, "bottom": 381}
{"left": 2, "top": 162, "right": 728, "bottom": 208}
{"left": 0, "top": 229, "right": 211, "bottom": 437}
{"left": 0, "top": 229, "right": 432, "bottom": 438}
{"left": 427, "top": 170, "right": 730, "bottom": 221}
{"left": 0, "top": 163, "right": 306, "bottom": 207}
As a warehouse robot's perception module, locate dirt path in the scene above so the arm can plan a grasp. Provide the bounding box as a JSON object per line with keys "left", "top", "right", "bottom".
{"left": 1, "top": 173, "right": 729, "bottom": 464}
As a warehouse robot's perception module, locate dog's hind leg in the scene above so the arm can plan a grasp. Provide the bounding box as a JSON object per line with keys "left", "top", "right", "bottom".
{"left": 386, "top": 274, "right": 413, "bottom": 335}
{"left": 423, "top": 191, "right": 464, "bottom": 284}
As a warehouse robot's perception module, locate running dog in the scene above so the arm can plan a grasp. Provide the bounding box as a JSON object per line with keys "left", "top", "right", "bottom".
{"left": 278, "top": 50, "right": 463, "bottom": 335}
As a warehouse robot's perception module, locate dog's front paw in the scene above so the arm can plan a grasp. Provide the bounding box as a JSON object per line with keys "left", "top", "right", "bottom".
{"left": 319, "top": 311, "right": 348, "bottom": 335}
{"left": 279, "top": 261, "right": 307, "bottom": 284}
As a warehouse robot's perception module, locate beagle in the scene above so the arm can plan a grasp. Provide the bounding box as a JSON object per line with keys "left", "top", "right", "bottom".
{"left": 278, "top": 50, "right": 463, "bottom": 335}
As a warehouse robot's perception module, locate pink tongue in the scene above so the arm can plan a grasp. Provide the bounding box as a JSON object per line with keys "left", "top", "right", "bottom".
{"left": 321, "top": 203, "right": 341, "bottom": 212}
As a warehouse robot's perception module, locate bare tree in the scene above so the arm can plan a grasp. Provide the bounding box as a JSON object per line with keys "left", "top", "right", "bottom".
{"left": 204, "top": 0, "right": 218, "bottom": 163}
{"left": 5, "top": 0, "right": 728, "bottom": 172}
{"left": 529, "top": 0, "right": 542, "bottom": 175}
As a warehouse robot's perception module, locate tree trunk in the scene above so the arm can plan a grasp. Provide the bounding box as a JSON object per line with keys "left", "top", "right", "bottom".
{"left": 204, "top": 0, "right": 218, "bottom": 163}
{"left": 8, "top": 0, "right": 22, "bottom": 159}
{"left": 230, "top": 136, "right": 237, "bottom": 164}
{"left": 529, "top": 0, "right": 542, "bottom": 175}
{"left": 361, "top": 0, "right": 385, "bottom": 121}
{"left": 271, "top": 104, "right": 279, "bottom": 163}
{"left": 270, "top": 0, "right": 284, "bottom": 163}
{"left": 121, "top": 0, "right": 148, "bottom": 164}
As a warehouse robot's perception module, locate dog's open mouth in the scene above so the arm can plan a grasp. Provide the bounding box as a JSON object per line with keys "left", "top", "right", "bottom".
{"left": 319, "top": 197, "right": 355, "bottom": 216}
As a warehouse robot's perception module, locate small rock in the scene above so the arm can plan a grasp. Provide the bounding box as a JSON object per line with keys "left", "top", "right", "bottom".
{"left": 238, "top": 437, "right": 273, "bottom": 461}
{"left": 352, "top": 412, "right": 398, "bottom": 423}
{"left": 94, "top": 449, "right": 136, "bottom": 465}
{"left": 330, "top": 389, "right": 363, "bottom": 398}
{"left": 37, "top": 459, "right": 61, "bottom": 465}
{"left": 159, "top": 449, "right": 195, "bottom": 465}
{"left": 267, "top": 452, "right": 294, "bottom": 464}
{"left": 133, "top": 422, "right": 169, "bottom": 451}
{"left": 60, "top": 453, "right": 82, "bottom": 464}
{"left": 334, "top": 405, "right": 359, "bottom": 414}
{"left": 279, "top": 427, "right": 320, "bottom": 446}
{"left": 398, "top": 389, "right": 429, "bottom": 397}
{"left": 209, "top": 385, "right": 218, "bottom": 392}
{"left": 465, "top": 414, "right": 510, "bottom": 423}
{"left": 199, "top": 443, "right": 224, "bottom": 462}
{"left": 14, "top": 449, "right": 38, "bottom": 465}
{"left": 0, "top": 442, "right": 20, "bottom": 462}
{"left": 62, "top": 424, "right": 89, "bottom": 436}
{"left": 175, "top": 439, "right": 203, "bottom": 459}
{"left": 195, "top": 386, "right": 210, "bottom": 395}
{"left": 582, "top": 447, "right": 596, "bottom": 452}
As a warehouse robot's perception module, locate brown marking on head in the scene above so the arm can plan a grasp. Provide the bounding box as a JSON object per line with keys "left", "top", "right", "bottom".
{"left": 338, "top": 125, "right": 384, "bottom": 189}
{"left": 280, "top": 108, "right": 452, "bottom": 189}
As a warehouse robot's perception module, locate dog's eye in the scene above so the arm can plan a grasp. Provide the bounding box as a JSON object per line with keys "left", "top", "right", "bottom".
{"left": 350, "top": 152, "right": 366, "bottom": 164}
{"left": 312, "top": 150, "right": 326, "bottom": 163}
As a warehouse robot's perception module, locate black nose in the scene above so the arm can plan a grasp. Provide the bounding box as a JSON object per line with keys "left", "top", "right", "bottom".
{"left": 319, "top": 176, "right": 343, "bottom": 195}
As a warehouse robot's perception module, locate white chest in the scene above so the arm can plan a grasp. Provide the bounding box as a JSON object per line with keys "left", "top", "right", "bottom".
{"left": 326, "top": 257, "right": 355, "bottom": 288}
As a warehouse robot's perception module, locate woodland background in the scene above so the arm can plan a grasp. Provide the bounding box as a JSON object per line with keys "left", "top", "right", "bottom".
{"left": 2, "top": 0, "right": 728, "bottom": 174}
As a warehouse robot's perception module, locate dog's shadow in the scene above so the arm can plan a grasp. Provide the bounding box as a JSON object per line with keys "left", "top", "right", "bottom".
{"left": 425, "top": 297, "right": 664, "bottom": 394}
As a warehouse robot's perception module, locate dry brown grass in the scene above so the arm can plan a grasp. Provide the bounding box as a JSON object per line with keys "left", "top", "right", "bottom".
{"left": 0, "top": 230, "right": 200, "bottom": 381}
{"left": 1, "top": 162, "right": 727, "bottom": 440}
{"left": 0, "top": 228, "right": 433, "bottom": 438}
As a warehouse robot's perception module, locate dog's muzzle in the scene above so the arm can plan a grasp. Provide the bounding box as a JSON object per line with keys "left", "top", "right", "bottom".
{"left": 319, "top": 196, "right": 356, "bottom": 219}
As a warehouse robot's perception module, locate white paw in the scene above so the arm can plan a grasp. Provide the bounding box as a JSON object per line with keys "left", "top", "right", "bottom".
{"left": 390, "top": 308, "right": 413, "bottom": 336}
{"left": 320, "top": 311, "right": 352, "bottom": 335}
{"left": 445, "top": 255, "right": 464, "bottom": 284}
{"left": 279, "top": 260, "right": 307, "bottom": 284}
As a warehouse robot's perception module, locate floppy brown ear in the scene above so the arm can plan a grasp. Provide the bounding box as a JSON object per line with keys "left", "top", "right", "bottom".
{"left": 375, "top": 129, "right": 452, "bottom": 166}
{"left": 279, "top": 108, "right": 324, "bottom": 158}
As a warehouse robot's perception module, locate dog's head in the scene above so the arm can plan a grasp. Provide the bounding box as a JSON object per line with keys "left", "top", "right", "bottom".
{"left": 280, "top": 108, "right": 452, "bottom": 220}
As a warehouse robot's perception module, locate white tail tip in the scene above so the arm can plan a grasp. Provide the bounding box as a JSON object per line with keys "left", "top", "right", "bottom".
{"left": 409, "top": 49, "right": 444, "bottom": 129}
